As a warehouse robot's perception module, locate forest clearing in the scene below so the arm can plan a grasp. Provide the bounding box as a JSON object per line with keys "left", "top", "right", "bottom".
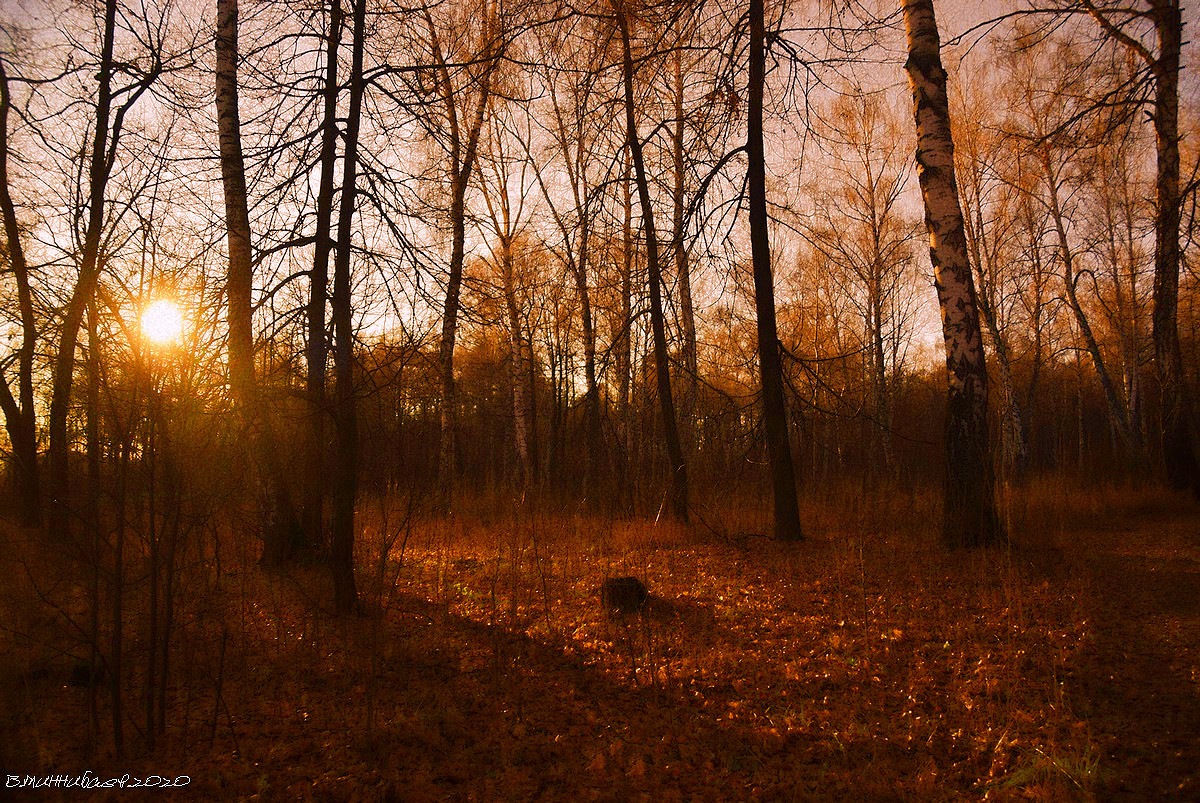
{"left": 3, "top": 482, "right": 1197, "bottom": 800}
{"left": 3, "top": 0, "right": 1200, "bottom": 797}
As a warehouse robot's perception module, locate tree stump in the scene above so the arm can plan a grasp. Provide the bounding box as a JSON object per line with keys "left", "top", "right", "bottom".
{"left": 601, "top": 576, "right": 648, "bottom": 614}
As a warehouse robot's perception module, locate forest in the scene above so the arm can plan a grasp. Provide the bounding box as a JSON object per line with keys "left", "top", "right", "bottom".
{"left": 1, "top": 0, "right": 1198, "bottom": 797}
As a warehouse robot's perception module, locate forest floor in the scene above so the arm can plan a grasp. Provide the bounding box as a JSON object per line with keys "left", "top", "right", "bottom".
{"left": 1, "top": 482, "right": 1198, "bottom": 801}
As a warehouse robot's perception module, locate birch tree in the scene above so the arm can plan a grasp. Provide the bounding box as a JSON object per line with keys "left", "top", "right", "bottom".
{"left": 901, "top": 0, "right": 1000, "bottom": 546}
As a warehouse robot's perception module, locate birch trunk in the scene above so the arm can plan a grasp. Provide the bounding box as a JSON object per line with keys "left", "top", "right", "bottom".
{"left": 216, "top": 0, "right": 304, "bottom": 565}
{"left": 498, "top": 236, "right": 537, "bottom": 488}
{"left": 902, "top": 0, "right": 1000, "bottom": 547}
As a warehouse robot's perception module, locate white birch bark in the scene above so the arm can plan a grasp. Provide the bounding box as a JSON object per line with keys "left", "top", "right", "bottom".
{"left": 902, "top": 0, "right": 1000, "bottom": 546}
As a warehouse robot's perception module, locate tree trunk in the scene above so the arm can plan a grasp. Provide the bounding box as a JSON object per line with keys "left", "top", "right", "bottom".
{"left": 618, "top": 153, "right": 634, "bottom": 454}
{"left": 747, "top": 0, "right": 802, "bottom": 540}
{"left": 216, "top": 0, "right": 253, "bottom": 410}
{"left": 216, "top": 0, "right": 302, "bottom": 566}
{"left": 671, "top": 44, "right": 697, "bottom": 428}
{"left": 576, "top": 236, "right": 601, "bottom": 500}
{"left": 435, "top": 9, "right": 496, "bottom": 502}
{"left": 47, "top": 0, "right": 120, "bottom": 539}
{"left": 869, "top": 281, "right": 894, "bottom": 472}
{"left": 901, "top": 0, "right": 1000, "bottom": 547}
{"left": 961, "top": 160, "right": 1028, "bottom": 475}
{"left": 617, "top": 4, "right": 688, "bottom": 520}
{"left": 1075, "top": 0, "right": 1198, "bottom": 491}
{"left": 304, "top": 0, "right": 343, "bottom": 550}
{"left": 1147, "top": 0, "right": 1198, "bottom": 495}
{"left": 0, "top": 63, "right": 40, "bottom": 524}
{"left": 494, "top": 233, "right": 538, "bottom": 487}
{"left": 329, "top": 0, "right": 365, "bottom": 615}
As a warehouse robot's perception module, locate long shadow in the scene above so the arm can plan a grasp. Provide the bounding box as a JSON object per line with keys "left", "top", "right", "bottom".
{"left": 356, "top": 590, "right": 897, "bottom": 801}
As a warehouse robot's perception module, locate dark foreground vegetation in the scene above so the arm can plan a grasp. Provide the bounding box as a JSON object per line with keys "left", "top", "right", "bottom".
{"left": 2, "top": 481, "right": 1197, "bottom": 800}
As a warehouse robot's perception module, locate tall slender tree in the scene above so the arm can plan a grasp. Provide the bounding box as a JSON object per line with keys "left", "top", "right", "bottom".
{"left": 1073, "top": 0, "right": 1198, "bottom": 495}
{"left": 901, "top": 0, "right": 1001, "bottom": 547}
{"left": 329, "top": 0, "right": 366, "bottom": 614}
{"left": 421, "top": 2, "right": 502, "bottom": 500}
{"left": 747, "top": 0, "right": 801, "bottom": 540}
{"left": 616, "top": 0, "right": 689, "bottom": 520}
{"left": 0, "top": 62, "right": 40, "bottom": 524}
{"left": 47, "top": 0, "right": 160, "bottom": 537}
{"left": 216, "top": 0, "right": 303, "bottom": 565}
{"left": 303, "top": 0, "right": 343, "bottom": 549}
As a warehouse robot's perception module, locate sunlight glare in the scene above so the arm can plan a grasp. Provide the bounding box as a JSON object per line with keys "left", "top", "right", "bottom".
{"left": 141, "top": 299, "right": 184, "bottom": 346}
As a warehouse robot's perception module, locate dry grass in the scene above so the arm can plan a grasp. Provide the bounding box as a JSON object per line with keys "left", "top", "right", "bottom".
{"left": 1, "top": 481, "right": 1197, "bottom": 800}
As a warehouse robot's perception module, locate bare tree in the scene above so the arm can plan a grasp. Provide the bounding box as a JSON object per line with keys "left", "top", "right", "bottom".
{"left": 410, "top": 0, "right": 504, "bottom": 501}
{"left": 747, "top": 0, "right": 801, "bottom": 539}
{"left": 802, "top": 89, "right": 921, "bottom": 477}
{"left": 954, "top": 72, "right": 1030, "bottom": 474}
{"left": 326, "top": 0, "right": 367, "bottom": 614}
{"left": 526, "top": 17, "right": 610, "bottom": 497}
{"left": 478, "top": 104, "right": 540, "bottom": 489}
{"left": 47, "top": 0, "right": 163, "bottom": 537}
{"left": 1002, "top": 40, "right": 1145, "bottom": 460}
{"left": 1064, "top": 0, "right": 1197, "bottom": 493}
{"left": 303, "top": 0, "right": 344, "bottom": 552}
{"left": 215, "top": 0, "right": 304, "bottom": 565}
{"left": 0, "top": 61, "right": 40, "bottom": 523}
{"left": 615, "top": 0, "right": 688, "bottom": 520}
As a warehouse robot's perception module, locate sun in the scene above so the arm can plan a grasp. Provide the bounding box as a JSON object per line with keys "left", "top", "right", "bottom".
{"left": 141, "top": 299, "right": 184, "bottom": 347}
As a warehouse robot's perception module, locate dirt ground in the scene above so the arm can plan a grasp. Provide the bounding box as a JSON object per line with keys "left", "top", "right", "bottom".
{"left": 1, "top": 486, "right": 1197, "bottom": 800}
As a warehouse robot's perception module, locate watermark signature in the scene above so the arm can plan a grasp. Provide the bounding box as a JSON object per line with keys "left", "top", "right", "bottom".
{"left": 7, "top": 772, "right": 190, "bottom": 790}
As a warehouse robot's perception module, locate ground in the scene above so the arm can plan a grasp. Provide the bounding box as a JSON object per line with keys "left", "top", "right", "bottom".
{"left": 1, "top": 482, "right": 1197, "bottom": 800}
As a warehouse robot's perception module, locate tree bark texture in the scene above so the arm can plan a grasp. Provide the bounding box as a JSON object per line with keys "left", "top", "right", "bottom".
{"left": 902, "top": 0, "right": 1001, "bottom": 547}
{"left": 1147, "top": 0, "right": 1198, "bottom": 495}
{"left": 216, "top": 0, "right": 303, "bottom": 566}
